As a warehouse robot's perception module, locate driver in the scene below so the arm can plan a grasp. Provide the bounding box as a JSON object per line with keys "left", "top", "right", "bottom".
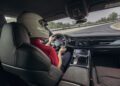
{"left": 17, "top": 12, "right": 67, "bottom": 69}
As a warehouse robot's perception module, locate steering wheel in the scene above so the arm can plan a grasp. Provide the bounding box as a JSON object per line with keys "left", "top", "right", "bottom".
{"left": 51, "top": 33, "right": 67, "bottom": 51}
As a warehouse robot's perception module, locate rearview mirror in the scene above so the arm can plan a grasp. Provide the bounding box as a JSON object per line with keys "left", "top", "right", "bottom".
{"left": 65, "top": 0, "right": 88, "bottom": 21}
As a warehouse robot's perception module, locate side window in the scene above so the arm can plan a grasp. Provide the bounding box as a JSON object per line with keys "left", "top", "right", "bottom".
{"left": 5, "top": 16, "right": 16, "bottom": 23}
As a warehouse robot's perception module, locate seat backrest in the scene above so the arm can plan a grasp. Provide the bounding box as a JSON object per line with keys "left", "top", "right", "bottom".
{"left": 0, "top": 22, "right": 62, "bottom": 86}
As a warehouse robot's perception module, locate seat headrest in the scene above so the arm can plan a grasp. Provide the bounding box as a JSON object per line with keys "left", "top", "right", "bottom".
{"left": 1, "top": 22, "right": 30, "bottom": 47}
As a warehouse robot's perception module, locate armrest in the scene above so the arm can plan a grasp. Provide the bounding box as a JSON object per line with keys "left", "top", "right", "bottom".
{"left": 61, "top": 66, "right": 89, "bottom": 86}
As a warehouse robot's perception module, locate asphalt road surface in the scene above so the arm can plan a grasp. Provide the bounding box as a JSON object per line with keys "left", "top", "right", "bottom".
{"left": 67, "top": 23, "right": 120, "bottom": 36}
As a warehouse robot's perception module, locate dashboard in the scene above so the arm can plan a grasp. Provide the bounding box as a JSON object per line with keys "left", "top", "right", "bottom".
{"left": 66, "top": 35, "right": 120, "bottom": 49}
{"left": 66, "top": 35, "right": 120, "bottom": 68}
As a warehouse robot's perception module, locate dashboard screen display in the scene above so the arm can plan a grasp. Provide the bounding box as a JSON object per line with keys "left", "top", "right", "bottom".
{"left": 73, "top": 49, "right": 81, "bottom": 58}
{"left": 73, "top": 49, "right": 88, "bottom": 58}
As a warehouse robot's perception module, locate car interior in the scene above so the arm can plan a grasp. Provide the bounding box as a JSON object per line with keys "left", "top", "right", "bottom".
{"left": 0, "top": 0, "right": 120, "bottom": 86}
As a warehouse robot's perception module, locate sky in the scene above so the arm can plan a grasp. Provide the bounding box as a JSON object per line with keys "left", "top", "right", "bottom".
{"left": 54, "top": 6, "right": 120, "bottom": 24}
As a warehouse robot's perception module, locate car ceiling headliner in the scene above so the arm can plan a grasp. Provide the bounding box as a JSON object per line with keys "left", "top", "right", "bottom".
{"left": 0, "top": 0, "right": 120, "bottom": 21}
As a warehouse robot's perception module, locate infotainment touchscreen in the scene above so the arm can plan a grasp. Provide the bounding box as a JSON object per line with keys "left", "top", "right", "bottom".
{"left": 73, "top": 49, "right": 88, "bottom": 58}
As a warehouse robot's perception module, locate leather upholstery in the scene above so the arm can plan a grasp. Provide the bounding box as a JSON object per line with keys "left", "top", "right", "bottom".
{"left": 0, "top": 22, "right": 62, "bottom": 86}
{"left": 61, "top": 66, "right": 89, "bottom": 86}
{"left": 93, "top": 66, "right": 120, "bottom": 86}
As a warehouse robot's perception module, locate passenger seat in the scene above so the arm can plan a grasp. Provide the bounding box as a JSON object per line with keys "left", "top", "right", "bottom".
{"left": 93, "top": 66, "right": 120, "bottom": 86}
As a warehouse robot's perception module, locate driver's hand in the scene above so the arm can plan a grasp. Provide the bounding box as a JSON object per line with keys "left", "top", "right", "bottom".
{"left": 59, "top": 46, "right": 66, "bottom": 54}
{"left": 46, "top": 35, "right": 56, "bottom": 46}
{"left": 49, "top": 35, "right": 56, "bottom": 43}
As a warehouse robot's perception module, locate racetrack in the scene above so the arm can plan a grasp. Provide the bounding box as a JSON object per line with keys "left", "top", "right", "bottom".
{"left": 53, "top": 23, "right": 120, "bottom": 36}
{"left": 54, "top": 24, "right": 120, "bottom": 36}
{"left": 66, "top": 23, "right": 120, "bottom": 36}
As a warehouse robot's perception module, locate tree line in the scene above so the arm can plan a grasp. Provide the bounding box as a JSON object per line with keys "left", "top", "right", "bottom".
{"left": 96, "top": 12, "right": 118, "bottom": 23}
{"left": 47, "top": 22, "right": 71, "bottom": 29}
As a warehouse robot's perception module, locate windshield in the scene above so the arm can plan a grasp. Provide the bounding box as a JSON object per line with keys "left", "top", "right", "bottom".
{"left": 48, "top": 6, "right": 120, "bottom": 37}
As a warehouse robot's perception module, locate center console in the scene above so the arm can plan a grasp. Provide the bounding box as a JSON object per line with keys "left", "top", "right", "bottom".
{"left": 71, "top": 49, "right": 91, "bottom": 68}
{"left": 59, "top": 49, "right": 91, "bottom": 86}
